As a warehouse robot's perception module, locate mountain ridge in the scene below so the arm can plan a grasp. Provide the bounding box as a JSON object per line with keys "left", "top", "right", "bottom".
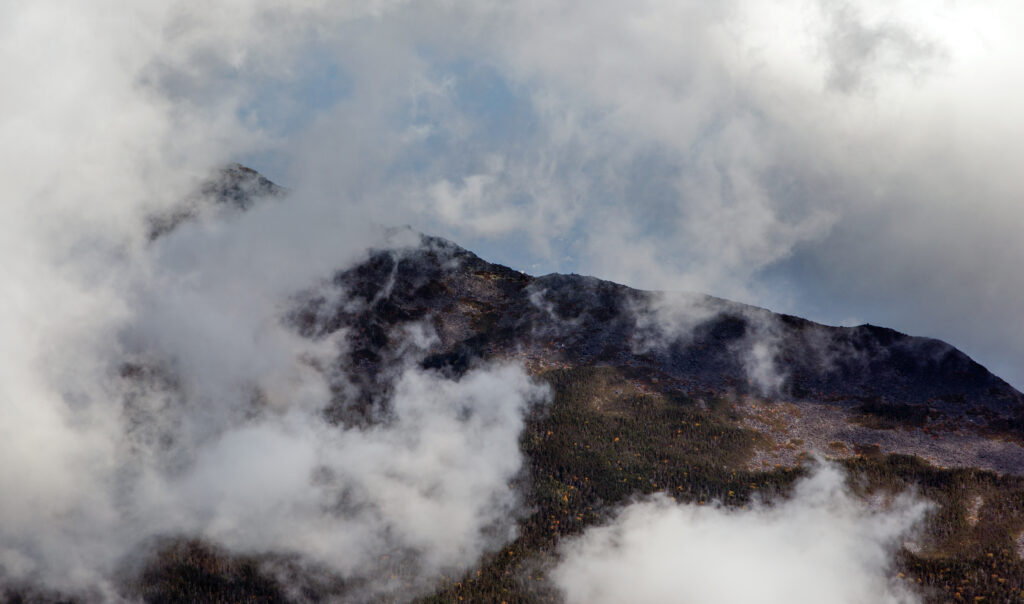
{"left": 159, "top": 164, "right": 1022, "bottom": 412}
{"left": 299, "top": 230, "right": 1023, "bottom": 429}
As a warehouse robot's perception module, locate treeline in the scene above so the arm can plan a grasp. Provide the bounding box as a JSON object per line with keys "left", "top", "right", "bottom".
{"left": 841, "top": 454, "right": 1024, "bottom": 601}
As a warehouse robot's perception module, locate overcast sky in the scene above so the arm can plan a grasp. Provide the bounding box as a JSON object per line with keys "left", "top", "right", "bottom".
{"left": 6, "top": 0, "right": 1024, "bottom": 393}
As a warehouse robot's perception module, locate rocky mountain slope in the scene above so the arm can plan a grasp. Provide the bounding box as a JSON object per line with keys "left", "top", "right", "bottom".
{"left": 11, "top": 166, "right": 1024, "bottom": 603}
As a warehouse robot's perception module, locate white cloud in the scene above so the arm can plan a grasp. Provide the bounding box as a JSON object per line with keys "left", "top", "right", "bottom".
{"left": 150, "top": 362, "right": 548, "bottom": 595}
{"left": 552, "top": 462, "right": 929, "bottom": 604}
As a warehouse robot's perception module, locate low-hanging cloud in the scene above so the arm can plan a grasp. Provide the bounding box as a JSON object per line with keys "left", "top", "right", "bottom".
{"left": 146, "top": 360, "right": 548, "bottom": 597}
{"left": 551, "top": 462, "right": 930, "bottom": 604}
{"left": 0, "top": 169, "right": 551, "bottom": 600}
{"left": 1, "top": 4, "right": 557, "bottom": 595}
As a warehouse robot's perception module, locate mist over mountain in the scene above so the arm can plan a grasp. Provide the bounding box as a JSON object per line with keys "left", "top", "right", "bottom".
{"left": 3, "top": 166, "right": 1021, "bottom": 602}
{"left": 8, "top": 3, "right": 1024, "bottom": 602}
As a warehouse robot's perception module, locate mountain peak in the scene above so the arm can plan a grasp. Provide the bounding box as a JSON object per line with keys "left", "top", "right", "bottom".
{"left": 147, "top": 163, "right": 285, "bottom": 239}
{"left": 200, "top": 163, "right": 286, "bottom": 210}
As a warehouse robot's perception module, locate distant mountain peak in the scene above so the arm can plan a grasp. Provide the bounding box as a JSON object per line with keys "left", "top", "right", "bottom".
{"left": 200, "top": 163, "right": 285, "bottom": 210}
{"left": 147, "top": 163, "right": 285, "bottom": 239}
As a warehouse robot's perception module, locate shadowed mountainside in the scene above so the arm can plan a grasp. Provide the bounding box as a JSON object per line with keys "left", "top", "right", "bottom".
{"left": 292, "top": 231, "right": 1023, "bottom": 434}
